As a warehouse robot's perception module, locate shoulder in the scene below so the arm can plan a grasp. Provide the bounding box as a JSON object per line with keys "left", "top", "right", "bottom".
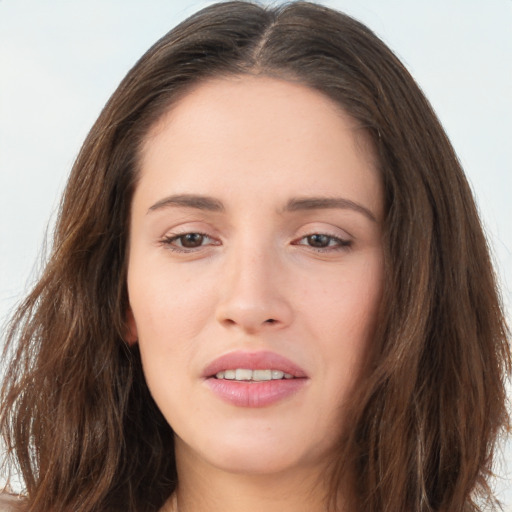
{"left": 0, "top": 494, "right": 24, "bottom": 512}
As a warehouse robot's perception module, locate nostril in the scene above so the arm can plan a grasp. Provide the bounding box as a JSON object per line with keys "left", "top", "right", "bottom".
{"left": 264, "top": 318, "right": 276, "bottom": 324}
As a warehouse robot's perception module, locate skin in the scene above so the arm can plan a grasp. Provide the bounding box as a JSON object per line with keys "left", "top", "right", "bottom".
{"left": 126, "top": 75, "right": 384, "bottom": 512}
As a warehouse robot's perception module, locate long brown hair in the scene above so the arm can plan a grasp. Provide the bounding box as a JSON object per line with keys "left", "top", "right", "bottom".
{"left": 1, "top": 2, "right": 510, "bottom": 511}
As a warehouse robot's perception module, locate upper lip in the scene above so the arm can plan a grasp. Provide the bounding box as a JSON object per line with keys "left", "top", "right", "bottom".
{"left": 202, "top": 350, "right": 308, "bottom": 379}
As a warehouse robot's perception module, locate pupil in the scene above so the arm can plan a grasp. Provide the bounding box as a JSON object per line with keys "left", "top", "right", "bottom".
{"left": 308, "top": 234, "right": 329, "bottom": 247}
{"left": 181, "top": 233, "right": 203, "bottom": 248}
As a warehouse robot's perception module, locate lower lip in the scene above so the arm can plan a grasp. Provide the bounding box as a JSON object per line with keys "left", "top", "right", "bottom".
{"left": 205, "top": 378, "right": 307, "bottom": 408}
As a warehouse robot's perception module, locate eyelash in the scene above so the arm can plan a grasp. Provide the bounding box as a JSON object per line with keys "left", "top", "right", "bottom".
{"left": 159, "top": 232, "right": 352, "bottom": 253}
{"left": 160, "top": 232, "right": 218, "bottom": 253}
{"left": 293, "top": 233, "right": 352, "bottom": 252}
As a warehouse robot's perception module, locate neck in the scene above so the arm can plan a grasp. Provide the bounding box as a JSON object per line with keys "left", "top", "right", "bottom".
{"left": 164, "top": 440, "right": 345, "bottom": 512}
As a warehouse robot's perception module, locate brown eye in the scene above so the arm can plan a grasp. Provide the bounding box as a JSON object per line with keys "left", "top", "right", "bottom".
{"left": 179, "top": 233, "right": 205, "bottom": 248}
{"left": 307, "top": 234, "right": 331, "bottom": 248}
{"left": 293, "top": 233, "right": 352, "bottom": 252}
{"left": 161, "top": 232, "right": 219, "bottom": 253}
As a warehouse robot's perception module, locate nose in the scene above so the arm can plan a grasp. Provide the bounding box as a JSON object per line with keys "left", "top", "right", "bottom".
{"left": 215, "top": 245, "right": 293, "bottom": 334}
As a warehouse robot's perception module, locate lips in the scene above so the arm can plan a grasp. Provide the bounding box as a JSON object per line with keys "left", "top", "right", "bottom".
{"left": 202, "top": 350, "right": 308, "bottom": 408}
{"left": 202, "top": 350, "right": 308, "bottom": 379}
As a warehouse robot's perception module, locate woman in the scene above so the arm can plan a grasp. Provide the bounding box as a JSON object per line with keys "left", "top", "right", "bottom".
{"left": 1, "top": 1, "right": 510, "bottom": 511}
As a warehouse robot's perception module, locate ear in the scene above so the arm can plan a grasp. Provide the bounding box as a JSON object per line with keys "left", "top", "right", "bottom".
{"left": 125, "top": 307, "right": 138, "bottom": 345}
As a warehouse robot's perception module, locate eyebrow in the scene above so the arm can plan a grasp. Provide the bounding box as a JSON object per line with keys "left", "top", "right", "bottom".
{"left": 148, "top": 194, "right": 225, "bottom": 213}
{"left": 284, "top": 197, "right": 377, "bottom": 222}
{"left": 147, "top": 194, "right": 376, "bottom": 222}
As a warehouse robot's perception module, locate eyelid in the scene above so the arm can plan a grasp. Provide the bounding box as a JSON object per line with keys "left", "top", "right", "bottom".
{"left": 293, "top": 222, "right": 353, "bottom": 240}
{"left": 157, "top": 219, "right": 221, "bottom": 240}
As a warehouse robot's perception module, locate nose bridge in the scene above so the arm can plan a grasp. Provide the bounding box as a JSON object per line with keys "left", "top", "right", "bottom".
{"left": 216, "top": 235, "right": 292, "bottom": 332}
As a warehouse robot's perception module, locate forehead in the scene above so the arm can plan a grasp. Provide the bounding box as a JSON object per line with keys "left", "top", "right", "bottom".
{"left": 137, "top": 75, "right": 382, "bottom": 216}
{"left": 143, "top": 75, "right": 371, "bottom": 153}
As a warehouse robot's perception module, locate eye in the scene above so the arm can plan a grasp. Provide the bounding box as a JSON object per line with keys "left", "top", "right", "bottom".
{"left": 294, "top": 233, "right": 352, "bottom": 251}
{"left": 160, "top": 232, "right": 219, "bottom": 252}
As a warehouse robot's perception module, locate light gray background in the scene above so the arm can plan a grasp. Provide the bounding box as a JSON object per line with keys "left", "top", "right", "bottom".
{"left": 1, "top": 0, "right": 510, "bottom": 507}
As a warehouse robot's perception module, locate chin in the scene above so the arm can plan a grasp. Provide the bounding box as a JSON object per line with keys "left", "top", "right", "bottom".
{"left": 206, "top": 443, "right": 309, "bottom": 476}
{"left": 176, "top": 421, "right": 331, "bottom": 478}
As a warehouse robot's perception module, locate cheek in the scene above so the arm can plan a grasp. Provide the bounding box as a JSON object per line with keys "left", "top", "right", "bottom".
{"left": 127, "top": 260, "right": 214, "bottom": 343}
{"left": 304, "top": 258, "right": 382, "bottom": 380}
{"left": 304, "top": 259, "right": 382, "bottom": 335}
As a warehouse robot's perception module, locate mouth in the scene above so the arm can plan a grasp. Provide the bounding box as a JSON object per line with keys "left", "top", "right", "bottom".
{"left": 203, "top": 350, "right": 308, "bottom": 380}
{"left": 213, "top": 369, "right": 295, "bottom": 381}
{"left": 203, "top": 351, "right": 308, "bottom": 407}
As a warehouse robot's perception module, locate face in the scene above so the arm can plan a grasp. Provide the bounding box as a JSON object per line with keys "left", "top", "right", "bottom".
{"left": 127, "top": 76, "right": 383, "bottom": 478}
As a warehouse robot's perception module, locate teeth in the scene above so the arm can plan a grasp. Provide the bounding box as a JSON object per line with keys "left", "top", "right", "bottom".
{"left": 214, "top": 369, "right": 295, "bottom": 381}
{"left": 253, "top": 369, "right": 271, "bottom": 381}
{"left": 235, "top": 368, "right": 253, "bottom": 381}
